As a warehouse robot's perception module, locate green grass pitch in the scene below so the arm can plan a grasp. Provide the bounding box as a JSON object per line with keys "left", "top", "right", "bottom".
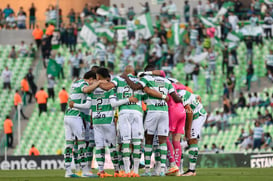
{"left": 0, "top": 168, "right": 273, "bottom": 181}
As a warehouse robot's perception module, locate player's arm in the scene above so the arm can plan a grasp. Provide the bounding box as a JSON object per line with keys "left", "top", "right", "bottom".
{"left": 110, "top": 95, "right": 138, "bottom": 108}
{"left": 69, "top": 99, "right": 92, "bottom": 109}
{"left": 121, "top": 74, "right": 143, "bottom": 90}
{"left": 184, "top": 104, "right": 193, "bottom": 141}
{"left": 99, "top": 82, "right": 116, "bottom": 91}
{"left": 170, "top": 92, "right": 183, "bottom": 103}
{"left": 82, "top": 80, "right": 107, "bottom": 93}
{"left": 143, "top": 87, "right": 169, "bottom": 101}
{"left": 138, "top": 70, "right": 165, "bottom": 78}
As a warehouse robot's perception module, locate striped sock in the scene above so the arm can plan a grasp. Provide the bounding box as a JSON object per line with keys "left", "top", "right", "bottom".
{"left": 73, "top": 143, "right": 80, "bottom": 172}
{"left": 118, "top": 150, "right": 124, "bottom": 171}
{"left": 86, "top": 141, "right": 95, "bottom": 170}
{"left": 109, "top": 146, "right": 119, "bottom": 172}
{"left": 132, "top": 139, "right": 141, "bottom": 174}
{"left": 159, "top": 143, "right": 167, "bottom": 173}
{"left": 78, "top": 141, "right": 88, "bottom": 173}
{"left": 154, "top": 145, "right": 161, "bottom": 173}
{"left": 64, "top": 141, "right": 73, "bottom": 174}
{"left": 188, "top": 144, "right": 198, "bottom": 171}
{"left": 180, "top": 153, "right": 184, "bottom": 173}
{"left": 122, "top": 142, "right": 131, "bottom": 173}
{"left": 95, "top": 147, "right": 105, "bottom": 172}
{"left": 144, "top": 144, "right": 153, "bottom": 173}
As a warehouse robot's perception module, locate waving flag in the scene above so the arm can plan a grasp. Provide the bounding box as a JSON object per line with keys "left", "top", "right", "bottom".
{"left": 96, "top": 5, "right": 110, "bottom": 16}
{"left": 171, "top": 23, "right": 186, "bottom": 46}
{"left": 226, "top": 31, "right": 243, "bottom": 42}
{"left": 135, "top": 13, "right": 154, "bottom": 39}
{"left": 80, "top": 24, "right": 98, "bottom": 46}
{"left": 95, "top": 27, "right": 115, "bottom": 41}
{"left": 47, "top": 59, "right": 61, "bottom": 77}
{"left": 199, "top": 15, "right": 217, "bottom": 27}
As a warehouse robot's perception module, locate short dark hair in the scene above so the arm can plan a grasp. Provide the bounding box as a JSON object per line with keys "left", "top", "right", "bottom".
{"left": 91, "top": 65, "right": 99, "bottom": 72}
{"left": 6, "top": 115, "right": 10, "bottom": 119}
{"left": 40, "top": 87, "right": 44, "bottom": 90}
{"left": 83, "top": 70, "right": 96, "bottom": 79}
{"left": 62, "top": 87, "right": 65, "bottom": 90}
{"left": 144, "top": 64, "right": 155, "bottom": 71}
{"left": 31, "top": 144, "right": 35, "bottom": 147}
{"left": 96, "top": 67, "right": 110, "bottom": 79}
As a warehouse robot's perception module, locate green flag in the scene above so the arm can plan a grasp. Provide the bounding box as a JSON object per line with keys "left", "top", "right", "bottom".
{"left": 47, "top": 59, "right": 61, "bottom": 77}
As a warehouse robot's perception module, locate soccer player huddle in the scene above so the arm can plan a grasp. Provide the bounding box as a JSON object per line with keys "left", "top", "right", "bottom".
{"left": 63, "top": 64, "right": 207, "bottom": 178}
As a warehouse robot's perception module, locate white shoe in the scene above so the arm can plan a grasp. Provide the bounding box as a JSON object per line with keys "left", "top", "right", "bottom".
{"left": 82, "top": 172, "right": 98, "bottom": 178}
{"left": 65, "top": 173, "right": 81, "bottom": 178}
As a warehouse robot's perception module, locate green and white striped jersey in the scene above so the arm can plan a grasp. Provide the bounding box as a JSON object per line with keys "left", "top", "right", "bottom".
{"left": 139, "top": 75, "right": 174, "bottom": 112}
{"left": 65, "top": 79, "right": 88, "bottom": 116}
{"left": 265, "top": 54, "right": 273, "bottom": 66}
{"left": 112, "top": 74, "right": 143, "bottom": 114}
{"left": 87, "top": 87, "right": 115, "bottom": 125}
{"left": 177, "top": 90, "right": 207, "bottom": 119}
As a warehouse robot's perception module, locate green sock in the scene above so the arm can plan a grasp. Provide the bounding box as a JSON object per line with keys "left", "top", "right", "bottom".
{"left": 188, "top": 144, "right": 198, "bottom": 171}
{"left": 144, "top": 144, "right": 153, "bottom": 172}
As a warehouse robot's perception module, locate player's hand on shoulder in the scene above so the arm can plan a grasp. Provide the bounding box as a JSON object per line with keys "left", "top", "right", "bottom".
{"left": 137, "top": 72, "right": 145, "bottom": 78}
{"left": 120, "top": 73, "right": 128, "bottom": 79}
{"left": 129, "top": 95, "right": 138, "bottom": 103}
{"left": 69, "top": 101, "right": 74, "bottom": 108}
{"left": 99, "top": 80, "right": 108, "bottom": 84}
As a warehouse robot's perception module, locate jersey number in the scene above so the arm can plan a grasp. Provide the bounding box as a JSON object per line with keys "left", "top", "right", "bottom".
{"left": 96, "top": 98, "right": 102, "bottom": 111}
{"left": 123, "top": 86, "right": 131, "bottom": 98}
{"left": 159, "top": 86, "right": 165, "bottom": 94}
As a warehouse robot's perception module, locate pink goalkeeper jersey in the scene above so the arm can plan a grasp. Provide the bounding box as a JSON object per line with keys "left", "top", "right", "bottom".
{"left": 159, "top": 70, "right": 186, "bottom": 111}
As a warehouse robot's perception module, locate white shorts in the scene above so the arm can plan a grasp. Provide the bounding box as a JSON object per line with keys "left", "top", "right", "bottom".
{"left": 191, "top": 114, "right": 207, "bottom": 139}
{"left": 144, "top": 111, "right": 169, "bottom": 137}
{"left": 64, "top": 116, "right": 85, "bottom": 141}
{"left": 94, "top": 122, "right": 116, "bottom": 147}
{"left": 118, "top": 111, "right": 144, "bottom": 143}
{"left": 85, "top": 121, "right": 95, "bottom": 142}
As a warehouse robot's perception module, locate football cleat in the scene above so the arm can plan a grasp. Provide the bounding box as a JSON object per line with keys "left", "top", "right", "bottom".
{"left": 182, "top": 170, "right": 196, "bottom": 176}
{"left": 65, "top": 173, "right": 81, "bottom": 178}
{"left": 165, "top": 165, "right": 179, "bottom": 176}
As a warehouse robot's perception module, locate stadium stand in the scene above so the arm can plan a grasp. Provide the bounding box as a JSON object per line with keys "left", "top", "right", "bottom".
{"left": 0, "top": 45, "right": 33, "bottom": 132}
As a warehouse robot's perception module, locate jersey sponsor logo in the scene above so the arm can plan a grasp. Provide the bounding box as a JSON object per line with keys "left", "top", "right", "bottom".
{"left": 155, "top": 102, "right": 166, "bottom": 107}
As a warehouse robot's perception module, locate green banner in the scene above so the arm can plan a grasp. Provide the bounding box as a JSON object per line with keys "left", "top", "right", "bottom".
{"left": 47, "top": 59, "right": 61, "bottom": 77}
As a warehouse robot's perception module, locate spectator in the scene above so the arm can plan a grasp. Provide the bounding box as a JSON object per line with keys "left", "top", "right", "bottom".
{"left": 3, "top": 4, "right": 14, "bottom": 18}
{"left": 17, "top": 12, "right": 26, "bottom": 29}
{"left": 18, "top": 41, "right": 28, "bottom": 57}
{"left": 139, "top": 2, "right": 150, "bottom": 14}
{"left": 14, "top": 89, "right": 28, "bottom": 119}
{"left": 59, "top": 23, "right": 68, "bottom": 47}
{"left": 227, "top": 51, "right": 235, "bottom": 76}
{"left": 55, "top": 52, "right": 65, "bottom": 79}
{"left": 234, "top": 0, "right": 242, "bottom": 15}
{"left": 223, "top": 96, "right": 231, "bottom": 114}
{"left": 184, "top": 1, "right": 190, "bottom": 23}
{"left": 168, "top": 0, "right": 177, "bottom": 17}
{"left": 1, "top": 66, "right": 12, "bottom": 90}
{"left": 223, "top": 83, "right": 229, "bottom": 98}
{"left": 250, "top": 121, "right": 264, "bottom": 150}
{"left": 261, "top": 133, "right": 272, "bottom": 150}
{"left": 59, "top": 87, "right": 69, "bottom": 112}
{"left": 237, "top": 92, "right": 246, "bottom": 108}
{"left": 29, "top": 3, "right": 36, "bottom": 29}
{"left": 66, "top": 23, "right": 76, "bottom": 51}
{"left": 35, "top": 87, "right": 48, "bottom": 116}
{"left": 45, "top": 23, "right": 55, "bottom": 44}
{"left": 26, "top": 68, "right": 37, "bottom": 95}
{"left": 41, "top": 38, "right": 51, "bottom": 68}
{"left": 245, "top": 36, "right": 253, "bottom": 62}
{"left": 265, "top": 49, "right": 273, "bottom": 82}
{"left": 211, "top": 143, "right": 219, "bottom": 153}
{"left": 126, "top": 15, "right": 136, "bottom": 40}
{"left": 264, "top": 13, "right": 273, "bottom": 39}
{"left": 6, "top": 13, "right": 16, "bottom": 29}
{"left": 47, "top": 74, "right": 55, "bottom": 101}
{"left": 204, "top": 65, "right": 212, "bottom": 94}
{"left": 264, "top": 110, "right": 273, "bottom": 126}
{"left": 190, "top": 25, "right": 198, "bottom": 47}
{"left": 257, "top": 111, "right": 264, "bottom": 122}
{"left": 45, "top": 8, "right": 50, "bottom": 23}
{"left": 253, "top": 92, "right": 261, "bottom": 106}
{"left": 220, "top": 17, "right": 232, "bottom": 41}
{"left": 4, "top": 116, "right": 13, "bottom": 148}
{"left": 21, "top": 76, "right": 32, "bottom": 103}
{"left": 8, "top": 46, "right": 17, "bottom": 59}
{"left": 235, "top": 128, "right": 247, "bottom": 146}
{"left": 246, "top": 61, "right": 254, "bottom": 91}
{"left": 67, "top": 8, "right": 76, "bottom": 23}
{"left": 49, "top": 5, "right": 57, "bottom": 22}
{"left": 259, "top": 92, "right": 271, "bottom": 107}
{"left": 32, "top": 25, "right": 44, "bottom": 49}
{"left": 221, "top": 45, "right": 229, "bottom": 74}
{"left": 202, "top": 144, "right": 210, "bottom": 152}
{"left": 196, "top": 1, "right": 204, "bottom": 15}
{"left": 207, "top": 47, "right": 217, "bottom": 75}
{"left": 227, "top": 72, "right": 236, "bottom": 98}
{"left": 205, "top": 112, "right": 215, "bottom": 127}
{"left": 29, "top": 144, "right": 40, "bottom": 156}
{"left": 228, "top": 11, "right": 239, "bottom": 31}
{"left": 69, "top": 50, "right": 80, "bottom": 79}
